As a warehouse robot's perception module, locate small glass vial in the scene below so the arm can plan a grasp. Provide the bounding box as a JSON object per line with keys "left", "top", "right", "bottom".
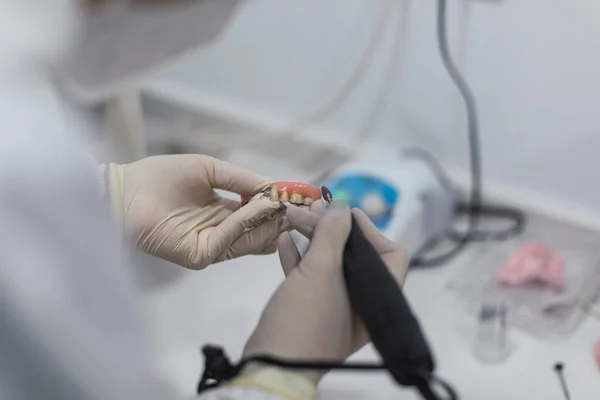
{"left": 473, "top": 302, "right": 512, "bottom": 363}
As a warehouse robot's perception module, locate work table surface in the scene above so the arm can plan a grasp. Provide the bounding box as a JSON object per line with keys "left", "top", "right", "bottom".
{"left": 139, "top": 229, "right": 600, "bottom": 399}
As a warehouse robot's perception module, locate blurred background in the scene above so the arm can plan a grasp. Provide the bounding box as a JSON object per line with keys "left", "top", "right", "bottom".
{"left": 46, "top": 0, "right": 600, "bottom": 398}
{"left": 67, "top": 0, "right": 600, "bottom": 227}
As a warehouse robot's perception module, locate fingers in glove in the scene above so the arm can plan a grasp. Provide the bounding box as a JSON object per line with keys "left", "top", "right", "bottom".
{"left": 302, "top": 200, "right": 351, "bottom": 273}
{"left": 225, "top": 213, "right": 288, "bottom": 259}
{"left": 286, "top": 206, "right": 321, "bottom": 238}
{"left": 200, "top": 155, "right": 273, "bottom": 195}
{"left": 351, "top": 208, "right": 399, "bottom": 254}
{"left": 210, "top": 199, "right": 281, "bottom": 258}
{"left": 277, "top": 232, "right": 301, "bottom": 277}
{"left": 310, "top": 199, "right": 327, "bottom": 216}
{"left": 351, "top": 208, "right": 408, "bottom": 285}
{"left": 255, "top": 242, "right": 278, "bottom": 255}
{"left": 285, "top": 200, "right": 327, "bottom": 238}
{"left": 220, "top": 197, "right": 244, "bottom": 212}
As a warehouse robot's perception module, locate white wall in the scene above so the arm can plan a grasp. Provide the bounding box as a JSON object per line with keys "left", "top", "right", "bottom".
{"left": 149, "top": 0, "right": 600, "bottom": 215}
{"left": 463, "top": 0, "right": 600, "bottom": 213}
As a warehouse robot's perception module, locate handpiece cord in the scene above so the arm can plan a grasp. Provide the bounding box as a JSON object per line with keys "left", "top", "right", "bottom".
{"left": 402, "top": 149, "right": 526, "bottom": 249}
{"left": 197, "top": 346, "right": 458, "bottom": 400}
{"left": 410, "top": 0, "right": 483, "bottom": 268}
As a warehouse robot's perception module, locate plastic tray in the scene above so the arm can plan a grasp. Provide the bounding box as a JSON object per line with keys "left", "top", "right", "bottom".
{"left": 447, "top": 232, "right": 600, "bottom": 341}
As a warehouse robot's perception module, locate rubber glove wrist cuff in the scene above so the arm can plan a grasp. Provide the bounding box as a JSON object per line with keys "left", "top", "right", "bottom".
{"left": 107, "top": 163, "right": 125, "bottom": 240}
{"left": 227, "top": 363, "right": 317, "bottom": 400}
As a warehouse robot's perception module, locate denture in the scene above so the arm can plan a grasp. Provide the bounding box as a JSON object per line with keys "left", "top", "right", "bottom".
{"left": 240, "top": 181, "right": 323, "bottom": 207}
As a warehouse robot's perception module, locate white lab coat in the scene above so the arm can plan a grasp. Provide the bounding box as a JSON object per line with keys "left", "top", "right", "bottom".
{"left": 0, "top": 1, "right": 282, "bottom": 399}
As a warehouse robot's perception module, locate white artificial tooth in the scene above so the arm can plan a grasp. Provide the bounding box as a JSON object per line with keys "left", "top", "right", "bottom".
{"left": 270, "top": 186, "right": 279, "bottom": 202}
{"left": 280, "top": 191, "right": 289, "bottom": 203}
{"left": 290, "top": 194, "right": 303, "bottom": 204}
{"left": 303, "top": 197, "right": 313, "bottom": 206}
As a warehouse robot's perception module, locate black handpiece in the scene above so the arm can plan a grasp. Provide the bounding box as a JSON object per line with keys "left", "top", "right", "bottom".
{"left": 322, "top": 187, "right": 437, "bottom": 395}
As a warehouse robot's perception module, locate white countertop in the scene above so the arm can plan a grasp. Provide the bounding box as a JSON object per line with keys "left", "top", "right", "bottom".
{"left": 132, "top": 148, "right": 600, "bottom": 399}
{"left": 140, "top": 242, "right": 600, "bottom": 399}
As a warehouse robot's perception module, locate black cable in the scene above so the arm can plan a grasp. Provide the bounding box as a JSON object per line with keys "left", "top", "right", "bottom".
{"left": 411, "top": 0, "right": 480, "bottom": 267}
{"left": 449, "top": 203, "right": 526, "bottom": 242}
{"left": 403, "top": 149, "right": 526, "bottom": 248}
{"left": 197, "top": 345, "right": 458, "bottom": 400}
{"left": 409, "top": 0, "right": 526, "bottom": 268}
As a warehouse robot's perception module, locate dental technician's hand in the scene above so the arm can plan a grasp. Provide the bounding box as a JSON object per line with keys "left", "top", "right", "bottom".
{"left": 235, "top": 201, "right": 408, "bottom": 396}
{"left": 107, "top": 155, "right": 287, "bottom": 270}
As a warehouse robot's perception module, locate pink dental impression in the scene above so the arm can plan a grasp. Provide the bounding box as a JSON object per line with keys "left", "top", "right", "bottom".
{"left": 495, "top": 242, "right": 565, "bottom": 292}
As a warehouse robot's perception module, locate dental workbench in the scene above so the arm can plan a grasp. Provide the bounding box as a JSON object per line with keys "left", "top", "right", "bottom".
{"left": 138, "top": 207, "right": 600, "bottom": 400}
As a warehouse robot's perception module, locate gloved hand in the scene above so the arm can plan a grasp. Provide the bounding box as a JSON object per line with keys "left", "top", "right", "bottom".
{"left": 234, "top": 200, "right": 408, "bottom": 396}
{"left": 107, "top": 154, "right": 287, "bottom": 270}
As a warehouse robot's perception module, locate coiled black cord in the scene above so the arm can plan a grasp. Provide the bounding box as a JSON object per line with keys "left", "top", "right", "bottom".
{"left": 409, "top": 0, "right": 526, "bottom": 268}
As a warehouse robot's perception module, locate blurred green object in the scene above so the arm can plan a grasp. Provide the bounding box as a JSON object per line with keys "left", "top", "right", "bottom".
{"left": 332, "top": 190, "right": 352, "bottom": 203}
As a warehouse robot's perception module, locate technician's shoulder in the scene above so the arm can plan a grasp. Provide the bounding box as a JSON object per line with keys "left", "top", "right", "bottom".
{"left": 0, "top": 74, "right": 98, "bottom": 187}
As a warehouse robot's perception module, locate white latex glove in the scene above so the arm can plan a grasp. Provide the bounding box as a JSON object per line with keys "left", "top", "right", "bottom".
{"left": 108, "top": 154, "right": 287, "bottom": 270}
{"left": 239, "top": 201, "right": 408, "bottom": 387}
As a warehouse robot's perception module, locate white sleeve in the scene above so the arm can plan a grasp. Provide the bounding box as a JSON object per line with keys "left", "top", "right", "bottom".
{"left": 0, "top": 138, "right": 176, "bottom": 399}
{"left": 0, "top": 1, "right": 177, "bottom": 397}
{"left": 194, "top": 365, "right": 317, "bottom": 400}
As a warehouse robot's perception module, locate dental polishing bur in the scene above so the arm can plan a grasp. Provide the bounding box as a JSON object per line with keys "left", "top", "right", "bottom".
{"left": 321, "top": 185, "right": 333, "bottom": 205}
{"left": 321, "top": 186, "right": 446, "bottom": 400}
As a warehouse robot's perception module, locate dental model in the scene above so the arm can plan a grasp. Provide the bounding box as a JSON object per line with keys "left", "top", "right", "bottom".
{"left": 495, "top": 242, "right": 565, "bottom": 293}
{"left": 240, "top": 181, "right": 323, "bottom": 207}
